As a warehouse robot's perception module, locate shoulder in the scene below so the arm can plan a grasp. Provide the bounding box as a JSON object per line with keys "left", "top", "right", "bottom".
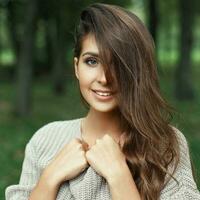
{"left": 27, "top": 117, "right": 83, "bottom": 167}
{"left": 170, "top": 126, "right": 192, "bottom": 170}
{"left": 31, "top": 117, "right": 82, "bottom": 143}
{"left": 171, "top": 126, "right": 190, "bottom": 160}
{"left": 160, "top": 126, "right": 200, "bottom": 198}
{"left": 171, "top": 126, "right": 188, "bottom": 145}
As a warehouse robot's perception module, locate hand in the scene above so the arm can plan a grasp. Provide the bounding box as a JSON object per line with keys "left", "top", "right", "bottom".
{"left": 85, "top": 134, "right": 127, "bottom": 181}
{"left": 42, "top": 138, "right": 89, "bottom": 187}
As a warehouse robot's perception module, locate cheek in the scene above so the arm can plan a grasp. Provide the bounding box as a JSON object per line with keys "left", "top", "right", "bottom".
{"left": 78, "top": 68, "right": 97, "bottom": 87}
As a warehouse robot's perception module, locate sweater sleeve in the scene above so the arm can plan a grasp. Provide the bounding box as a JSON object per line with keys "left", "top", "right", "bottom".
{"left": 5, "top": 123, "right": 53, "bottom": 200}
{"left": 5, "top": 119, "right": 82, "bottom": 200}
{"left": 5, "top": 140, "right": 41, "bottom": 200}
{"left": 160, "top": 128, "right": 200, "bottom": 200}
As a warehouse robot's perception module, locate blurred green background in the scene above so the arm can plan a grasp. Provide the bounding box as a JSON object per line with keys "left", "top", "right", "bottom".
{"left": 0, "top": 0, "right": 200, "bottom": 199}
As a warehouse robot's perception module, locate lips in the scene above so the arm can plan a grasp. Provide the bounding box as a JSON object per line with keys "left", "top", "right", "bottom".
{"left": 92, "top": 90, "right": 113, "bottom": 100}
{"left": 95, "top": 91, "right": 111, "bottom": 96}
{"left": 92, "top": 89, "right": 115, "bottom": 93}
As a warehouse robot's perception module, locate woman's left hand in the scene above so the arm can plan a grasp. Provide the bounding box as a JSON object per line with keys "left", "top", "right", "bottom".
{"left": 85, "top": 134, "right": 127, "bottom": 181}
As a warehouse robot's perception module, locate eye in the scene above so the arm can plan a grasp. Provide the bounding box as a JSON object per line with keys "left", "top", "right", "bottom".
{"left": 84, "top": 57, "right": 98, "bottom": 67}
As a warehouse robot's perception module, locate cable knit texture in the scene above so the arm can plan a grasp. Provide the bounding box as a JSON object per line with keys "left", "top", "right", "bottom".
{"left": 5, "top": 118, "right": 200, "bottom": 200}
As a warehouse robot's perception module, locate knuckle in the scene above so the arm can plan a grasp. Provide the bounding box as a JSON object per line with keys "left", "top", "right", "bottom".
{"left": 103, "top": 134, "right": 109, "bottom": 139}
{"left": 95, "top": 139, "right": 101, "bottom": 144}
{"left": 81, "top": 157, "right": 87, "bottom": 165}
{"left": 84, "top": 161, "right": 89, "bottom": 168}
{"left": 76, "top": 143, "right": 82, "bottom": 149}
{"left": 106, "top": 134, "right": 112, "bottom": 142}
{"left": 81, "top": 161, "right": 88, "bottom": 171}
{"left": 85, "top": 150, "right": 90, "bottom": 157}
{"left": 80, "top": 150, "right": 85, "bottom": 156}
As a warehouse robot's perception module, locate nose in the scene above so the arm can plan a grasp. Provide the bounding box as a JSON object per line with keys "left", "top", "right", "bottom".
{"left": 97, "top": 69, "right": 107, "bottom": 85}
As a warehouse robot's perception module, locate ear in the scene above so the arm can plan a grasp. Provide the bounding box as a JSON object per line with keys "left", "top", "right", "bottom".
{"left": 74, "top": 57, "right": 79, "bottom": 80}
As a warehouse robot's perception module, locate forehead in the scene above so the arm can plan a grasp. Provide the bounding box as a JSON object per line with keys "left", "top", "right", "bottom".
{"left": 80, "top": 35, "right": 99, "bottom": 55}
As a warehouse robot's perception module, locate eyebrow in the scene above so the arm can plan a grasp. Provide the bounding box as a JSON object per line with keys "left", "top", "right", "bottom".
{"left": 82, "top": 52, "right": 99, "bottom": 57}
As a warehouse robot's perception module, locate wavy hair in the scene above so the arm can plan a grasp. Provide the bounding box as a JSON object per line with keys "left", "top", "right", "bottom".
{"left": 74, "top": 3, "right": 180, "bottom": 200}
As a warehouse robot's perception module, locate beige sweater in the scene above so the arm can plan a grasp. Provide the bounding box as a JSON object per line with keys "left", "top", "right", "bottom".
{"left": 5, "top": 118, "right": 200, "bottom": 199}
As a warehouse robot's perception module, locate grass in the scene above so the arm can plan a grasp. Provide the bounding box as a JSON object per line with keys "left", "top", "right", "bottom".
{"left": 0, "top": 67, "right": 200, "bottom": 199}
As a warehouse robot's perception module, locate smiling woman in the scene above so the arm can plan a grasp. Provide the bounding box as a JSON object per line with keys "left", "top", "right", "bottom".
{"left": 5, "top": 3, "right": 200, "bottom": 200}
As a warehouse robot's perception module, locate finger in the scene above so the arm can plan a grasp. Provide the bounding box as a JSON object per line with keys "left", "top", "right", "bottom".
{"left": 79, "top": 138, "right": 89, "bottom": 151}
{"left": 75, "top": 138, "right": 84, "bottom": 144}
{"left": 82, "top": 141, "right": 89, "bottom": 151}
{"left": 95, "top": 138, "right": 101, "bottom": 145}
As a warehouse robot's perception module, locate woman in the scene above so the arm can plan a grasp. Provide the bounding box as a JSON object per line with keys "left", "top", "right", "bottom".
{"left": 6, "top": 3, "right": 200, "bottom": 200}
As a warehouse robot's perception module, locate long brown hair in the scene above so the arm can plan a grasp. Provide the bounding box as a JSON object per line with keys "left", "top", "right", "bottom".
{"left": 74, "top": 3, "right": 180, "bottom": 200}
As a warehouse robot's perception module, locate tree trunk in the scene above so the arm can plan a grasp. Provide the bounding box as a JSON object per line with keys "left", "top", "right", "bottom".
{"left": 15, "top": 0, "right": 38, "bottom": 116}
{"left": 6, "top": 1, "right": 20, "bottom": 58}
{"left": 147, "top": 0, "right": 160, "bottom": 71}
{"left": 51, "top": 13, "right": 67, "bottom": 95}
{"left": 175, "top": 0, "right": 195, "bottom": 100}
{"left": 147, "top": 0, "right": 158, "bottom": 45}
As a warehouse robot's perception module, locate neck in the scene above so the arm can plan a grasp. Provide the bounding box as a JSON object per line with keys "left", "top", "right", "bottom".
{"left": 82, "top": 108, "right": 122, "bottom": 141}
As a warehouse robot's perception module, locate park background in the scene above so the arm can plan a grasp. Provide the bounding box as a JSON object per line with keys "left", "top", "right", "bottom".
{"left": 0, "top": 0, "right": 200, "bottom": 198}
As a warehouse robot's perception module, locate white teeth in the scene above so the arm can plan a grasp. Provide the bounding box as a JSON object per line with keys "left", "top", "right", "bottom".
{"left": 95, "top": 91, "right": 111, "bottom": 96}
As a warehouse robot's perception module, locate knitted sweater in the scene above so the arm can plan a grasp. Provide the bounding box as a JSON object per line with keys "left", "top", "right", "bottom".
{"left": 5, "top": 118, "right": 200, "bottom": 200}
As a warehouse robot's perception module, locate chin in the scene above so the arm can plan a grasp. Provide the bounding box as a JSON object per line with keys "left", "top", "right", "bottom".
{"left": 92, "top": 104, "right": 118, "bottom": 113}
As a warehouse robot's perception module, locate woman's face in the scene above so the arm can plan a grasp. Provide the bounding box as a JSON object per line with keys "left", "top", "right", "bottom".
{"left": 74, "top": 34, "right": 118, "bottom": 113}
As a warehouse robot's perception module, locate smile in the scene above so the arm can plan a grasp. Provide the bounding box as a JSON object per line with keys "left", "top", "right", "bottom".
{"left": 94, "top": 91, "right": 112, "bottom": 96}
{"left": 92, "top": 89, "right": 114, "bottom": 100}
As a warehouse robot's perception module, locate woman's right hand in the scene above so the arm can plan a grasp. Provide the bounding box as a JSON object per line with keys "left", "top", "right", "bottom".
{"left": 41, "top": 138, "right": 89, "bottom": 188}
{"left": 29, "top": 138, "right": 89, "bottom": 200}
